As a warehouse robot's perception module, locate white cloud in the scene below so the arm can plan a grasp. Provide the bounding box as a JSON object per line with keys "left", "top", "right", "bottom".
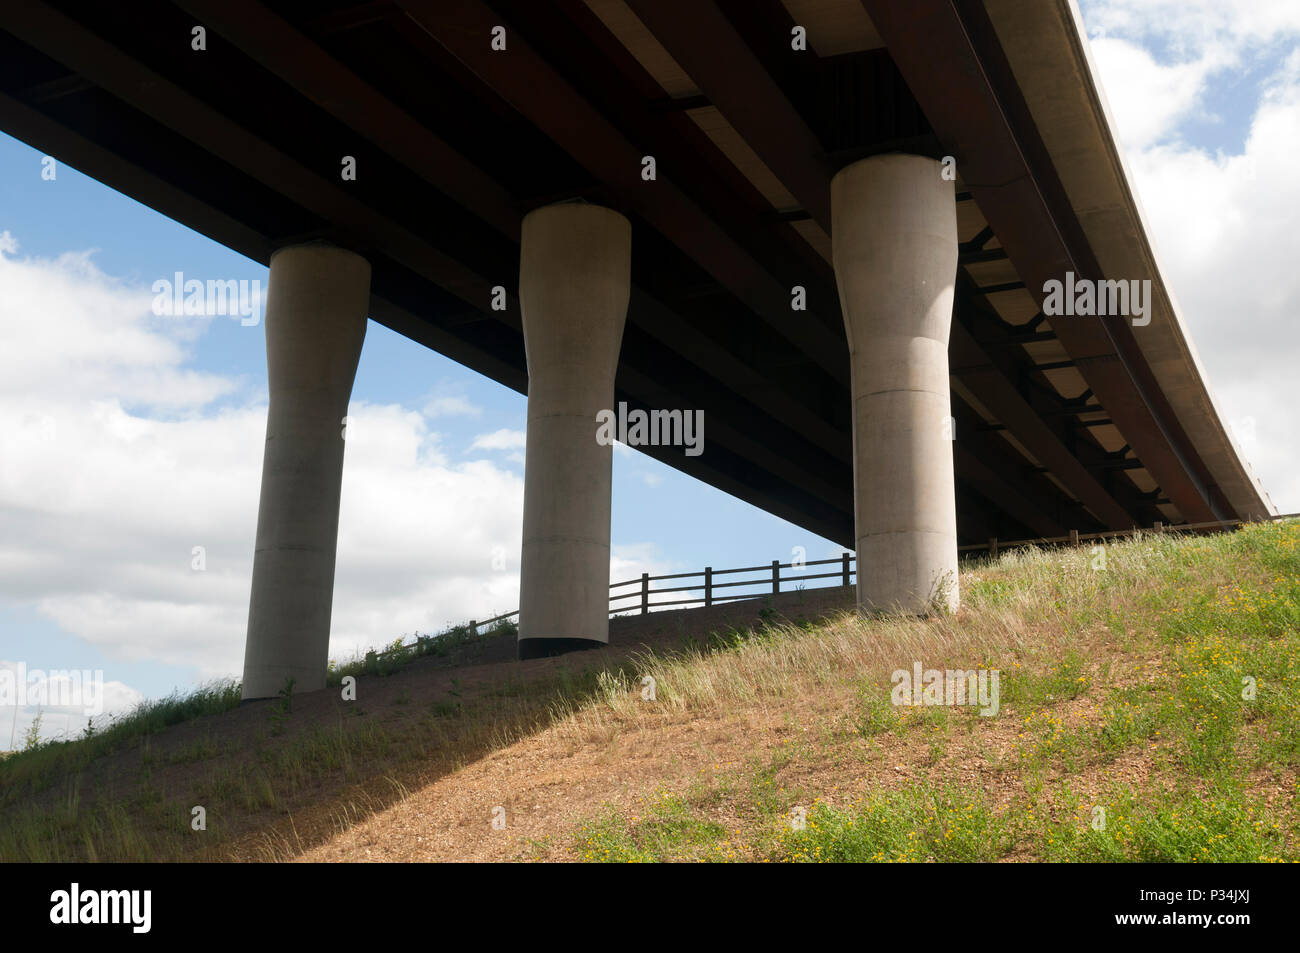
{"left": 0, "top": 248, "right": 234, "bottom": 413}
{"left": 1081, "top": 0, "right": 1300, "bottom": 150}
{"left": 1083, "top": 0, "right": 1300, "bottom": 51}
{"left": 422, "top": 393, "right": 481, "bottom": 418}
{"left": 469, "top": 428, "right": 526, "bottom": 451}
{"left": 0, "top": 659, "right": 145, "bottom": 747}
{"left": 1088, "top": 37, "right": 1218, "bottom": 148}
{"left": 0, "top": 238, "right": 525, "bottom": 696}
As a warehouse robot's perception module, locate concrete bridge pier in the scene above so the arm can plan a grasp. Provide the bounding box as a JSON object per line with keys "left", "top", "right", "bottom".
{"left": 831, "top": 154, "right": 960, "bottom": 614}
{"left": 242, "top": 243, "right": 370, "bottom": 699}
{"left": 517, "top": 203, "right": 631, "bottom": 659}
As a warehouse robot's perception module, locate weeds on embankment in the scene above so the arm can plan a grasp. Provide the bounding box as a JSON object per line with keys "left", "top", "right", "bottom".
{"left": 571, "top": 520, "right": 1299, "bottom": 862}
{"left": 3, "top": 521, "right": 1297, "bottom": 862}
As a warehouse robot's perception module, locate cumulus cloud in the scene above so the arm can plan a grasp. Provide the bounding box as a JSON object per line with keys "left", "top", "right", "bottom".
{"left": 0, "top": 659, "right": 145, "bottom": 748}
{"left": 1082, "top": 0, "right": 1300, "bottom": 149}
{"left": 422, "top": 393, "right": 481, "bottom": 418}
{"left": 1088, "top": 37, "right": 1219, "bottom": 148}
{"left": 469, "top": 428, "right": 526, "bottom": 452}
{"left": 1083, "top": 0, "right": 1300, "bottom": 52}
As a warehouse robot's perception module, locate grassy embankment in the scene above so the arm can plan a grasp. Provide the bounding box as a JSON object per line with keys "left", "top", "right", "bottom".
{"left": 571, "top": 520, "right": 1299, "bottom": 862}
{"left": 1, "top": 521, "right": 1296, "bottom": 862}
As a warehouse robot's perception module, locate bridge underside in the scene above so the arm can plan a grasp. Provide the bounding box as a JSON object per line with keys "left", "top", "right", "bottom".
{"left": 0, "top": 1, "right": 1273, "bottom": 684}
{"left": 4, "top": 0, "right": 1267, "bottom": 545}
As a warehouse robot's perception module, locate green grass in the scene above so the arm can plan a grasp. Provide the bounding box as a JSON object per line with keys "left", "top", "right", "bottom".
{"left": 325, "top": 618, "right": 515, "bottom": 684}
{"left": 567, "top": 519, "right": 1300, "bottom": 862}
{"left": 577, "top": 794, "right": 730, "bottom": 862}
{"left": 5, "top": 519, "right": 1298, "bottom": 863}
{"left": 777, "top": 786, "right": 1013, "bottom": 863}
{"left": 1034, "top": 787, "right": 1291, "bottom": 863}
{"left": 1, "top": 616, "right": 510, "bottom": 796}
{"left": 0, "top": 680, "right": 243, "bottom": 804}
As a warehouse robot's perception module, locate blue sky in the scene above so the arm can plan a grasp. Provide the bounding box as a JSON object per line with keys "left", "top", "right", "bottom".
{"left": 2, "top": 0, "right": 1297, "bottom": 743}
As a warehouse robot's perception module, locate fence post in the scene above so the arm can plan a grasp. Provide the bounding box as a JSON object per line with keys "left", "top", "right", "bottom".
{"left": 989, "top": 536, "right": 998, "bottom": 558}
{"left": 641, "top": 572, "right": 649, "bottom": 614}
{"left": 705, "top": 567, "right": 713, "bottom": 607}
{"left": 1069, "top": 529, "right": 1079, "bottom": 546}
{"left": 841, "top": 552, "right": 851, "bottom": 587}
{"left": 772, "top": 559, "right": 780, "bottom": 595}
{"left": 1154, "top": 521, "right": 1164, "bottom": 534}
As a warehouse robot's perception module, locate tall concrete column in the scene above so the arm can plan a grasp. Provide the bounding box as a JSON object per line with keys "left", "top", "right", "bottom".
{"left": 831, "top": 154, "right": 960, "bottom": 614}
{"left": 517, "top": 203, "right": 631, "bottom": 659}
{"left": 242, "top": 243, "right": 370, "bottom": 699}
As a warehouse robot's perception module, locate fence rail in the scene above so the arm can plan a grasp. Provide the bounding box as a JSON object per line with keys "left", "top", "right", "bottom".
{"left": 607, "top": 553, "right": 854, "bottom": 615}
{"left": 962, "top": 511, "right": 1300, "bottom": 557}
{"left": 372, "top": 512, "right": 1298, "bottom": 661}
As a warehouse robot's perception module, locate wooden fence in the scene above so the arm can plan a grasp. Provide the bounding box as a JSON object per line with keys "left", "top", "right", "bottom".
{"left": 608, "top": 553, "right": 853, "bottom": 615}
